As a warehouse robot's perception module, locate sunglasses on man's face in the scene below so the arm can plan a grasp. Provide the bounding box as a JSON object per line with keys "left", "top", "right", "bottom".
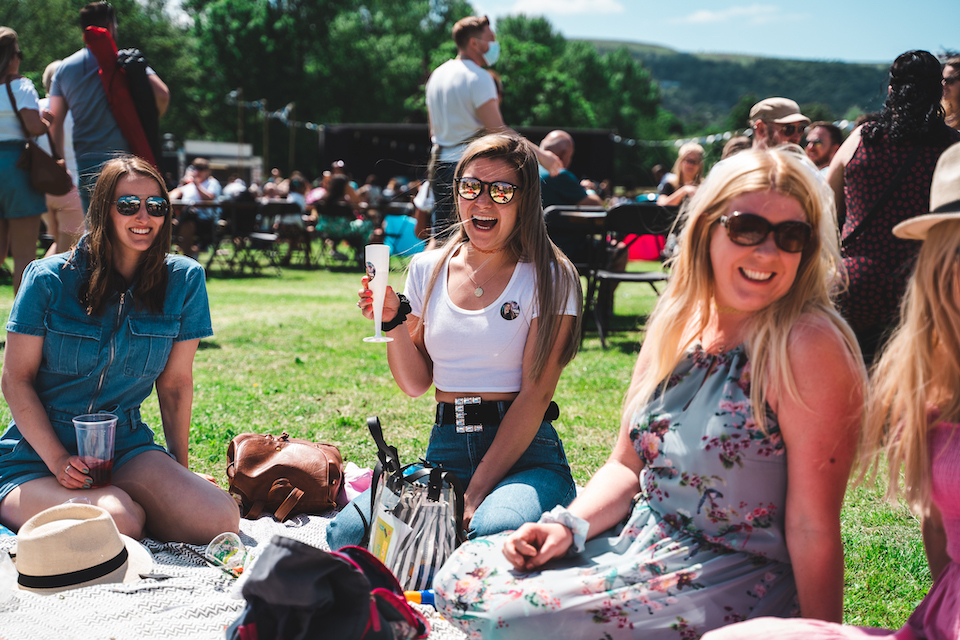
{"left": 776, "top": 123, "right": 806, "bottom": 137}
{"left": 806, "top": 139, "right": 824, "bottom": 148}
{"left": 455, "top": 177, "right": 518, "bottom": 204}
{"left": 719, "top": 211, "right": 812, "bottom": 254}
{"left": 113, "top": 195, "right": 169, "bottom": 217}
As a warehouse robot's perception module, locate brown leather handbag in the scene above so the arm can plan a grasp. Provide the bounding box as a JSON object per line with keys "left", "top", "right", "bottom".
{"left": 226, "top": 432, "right": 344, "bottom": 522}
{"left": 5, "top": 80, "right": 73, "bottom": 197}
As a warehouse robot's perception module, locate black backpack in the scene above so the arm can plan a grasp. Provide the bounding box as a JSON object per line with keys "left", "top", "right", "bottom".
{"left": 226, "top": 536, "right": 429, "bottom": 640}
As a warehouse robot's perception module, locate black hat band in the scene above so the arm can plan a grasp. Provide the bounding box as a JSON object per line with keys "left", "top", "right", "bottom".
{"left": 18, "top": 546, "right": 128, "bottom": 589}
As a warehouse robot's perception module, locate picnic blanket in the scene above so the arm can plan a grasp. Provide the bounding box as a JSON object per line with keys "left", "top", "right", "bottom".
{"left": 0, "top": 512, "right": 467, "bottom": 640}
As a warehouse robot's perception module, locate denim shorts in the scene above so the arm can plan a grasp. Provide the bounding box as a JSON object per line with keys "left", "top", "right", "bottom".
{"left": 327, "top": 418, "right": 577, "bottom": 550}
{"left": 0, "top": 406, "right": 171, "bottom": 504}
{"left": 0, "top": 141, "right": 47, "bottom": 220}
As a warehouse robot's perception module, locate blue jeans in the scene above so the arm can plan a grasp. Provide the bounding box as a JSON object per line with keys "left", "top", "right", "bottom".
{"left": 327, "top": 419, "right": 576, "bottom": 550}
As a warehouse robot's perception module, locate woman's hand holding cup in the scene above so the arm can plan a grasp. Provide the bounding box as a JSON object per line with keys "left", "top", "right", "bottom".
{"left": 358, "top": 276, "right": 400, "bottom": 322}
{"left": 54, "top": 453, "right": 92, "bottom": 490}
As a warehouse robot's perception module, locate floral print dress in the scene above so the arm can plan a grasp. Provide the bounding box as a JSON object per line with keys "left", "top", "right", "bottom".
{"left": 433, "top": 343, "right": 800, "bottom": 639}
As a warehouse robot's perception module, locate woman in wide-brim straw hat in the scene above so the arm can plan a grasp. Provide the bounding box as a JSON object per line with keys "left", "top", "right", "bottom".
{"left": 703, "top": 142, "right": 960, "bottom": 640}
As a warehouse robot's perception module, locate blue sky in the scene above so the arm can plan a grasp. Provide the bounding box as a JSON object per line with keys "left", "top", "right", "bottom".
{"left": 474, "top": 0, "right": 958, "bottom": 64}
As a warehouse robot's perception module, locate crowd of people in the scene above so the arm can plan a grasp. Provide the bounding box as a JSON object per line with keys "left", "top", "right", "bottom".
{"left": 2, "top": 2, "right": 960, "bottom": 638}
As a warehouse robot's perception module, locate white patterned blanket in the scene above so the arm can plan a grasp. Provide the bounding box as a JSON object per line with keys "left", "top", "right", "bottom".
{"left": 0, "top": 513, "right": 466, "bottom": 640}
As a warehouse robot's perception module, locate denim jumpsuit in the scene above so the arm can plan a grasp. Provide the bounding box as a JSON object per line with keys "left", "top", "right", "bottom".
{"left": 0, "top": 245, "right": 213, "bottom": 503}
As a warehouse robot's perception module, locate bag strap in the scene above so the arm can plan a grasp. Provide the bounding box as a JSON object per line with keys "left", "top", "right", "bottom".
{"left": 434, "top": 467, "right": 467, "bottom": 544}
{"left": 367, "top": 416, "right": 401, "bottom": 475}
{"left": 842, "top": 144, "right": 922, "bottom": 248}
{"left": 5, "top": 79, "right": 62, "bottom": 161}
{"left": 273, "top": 487, "right": 304, "bottom": 522}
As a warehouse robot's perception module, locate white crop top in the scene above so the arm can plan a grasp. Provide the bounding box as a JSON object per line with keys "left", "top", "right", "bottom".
{"left": 404, "top": 247, "right": 579, "bottom": 393}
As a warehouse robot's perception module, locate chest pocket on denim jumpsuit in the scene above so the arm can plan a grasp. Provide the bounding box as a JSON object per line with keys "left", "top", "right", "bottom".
{"left": 125, "top": 315, "right": 180, "bottom": 378}
{"left": 42, "top": 312, "right": 101, "bottom": 376}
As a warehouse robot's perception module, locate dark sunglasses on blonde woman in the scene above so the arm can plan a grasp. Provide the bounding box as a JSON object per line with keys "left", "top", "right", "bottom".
{"left": 112, "top": 195, "right": 170, "bottom": 217}
{"left": 455, "top": 177, "right": 518, "bottom": 204}
{"left": 720, "top": 211, "right": 812, "bottom": 253}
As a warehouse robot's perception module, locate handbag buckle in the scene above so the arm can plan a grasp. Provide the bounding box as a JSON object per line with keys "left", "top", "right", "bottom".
{"left": 454, "top": 396, "right": 482, "bottom": 434}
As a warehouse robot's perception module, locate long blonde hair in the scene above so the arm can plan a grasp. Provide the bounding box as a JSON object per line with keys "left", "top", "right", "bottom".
{"left": 863, "top": 220, "right": 960, "bottom": 512}
{"left": 628, "top": 146, "right": 862, "bottom": 430}
{"left": 419, "top": 133, "right": 582, "bottom": 380}
{"left": 665, "top": 142, "right": 704, "bottom": 192}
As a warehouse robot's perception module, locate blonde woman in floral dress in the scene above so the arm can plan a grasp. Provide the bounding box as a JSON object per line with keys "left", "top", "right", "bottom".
{"left": 433, "top": 147, "right": 866, "bottom": 639}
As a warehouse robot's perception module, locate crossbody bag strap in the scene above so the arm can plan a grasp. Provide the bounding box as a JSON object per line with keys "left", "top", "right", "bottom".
{"left": 4, "top": 79, "right": 62, "bottom": 161}
{"left": 842, "top": 145, "right": 923, "bottom": 248}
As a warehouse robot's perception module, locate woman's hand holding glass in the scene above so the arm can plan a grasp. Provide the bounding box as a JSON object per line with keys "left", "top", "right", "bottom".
{"left": 53, "top": 452, "right": 92, "bottom": 490}
{"left": 358, "top": 276, "right": 401, "bottom": 324}
{"left": 502, "top": 522, "right": 573, "bottom": 571}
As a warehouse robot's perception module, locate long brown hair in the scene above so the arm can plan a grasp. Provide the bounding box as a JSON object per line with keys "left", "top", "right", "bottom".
{"left": 420, "top": 133, "right": 582, "bottom": 380}
{"left": 75, "top": 156, "right": 172, "bottom": 315}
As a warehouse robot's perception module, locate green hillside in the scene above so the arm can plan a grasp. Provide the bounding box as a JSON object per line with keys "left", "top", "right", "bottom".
{"left": 584, "top": 39, "right": 890, "bottom": 128}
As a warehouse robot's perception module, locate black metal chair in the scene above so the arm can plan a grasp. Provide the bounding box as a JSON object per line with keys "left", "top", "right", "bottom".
{"left": 543, "top": 204, "right": 608, "bottom": 342}
{"left": 587, "top": 203, "right": 679, "bottom": 348}
{"left": 206, "top": 201, "right": 282, "bottom": 276}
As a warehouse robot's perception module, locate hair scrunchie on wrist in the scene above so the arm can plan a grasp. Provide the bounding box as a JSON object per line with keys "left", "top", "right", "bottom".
{"left": 538, "top": 505, "right": 589, "bottom": 554}
{"left": 381, "top": 293, "right": 412, "bottom": 332}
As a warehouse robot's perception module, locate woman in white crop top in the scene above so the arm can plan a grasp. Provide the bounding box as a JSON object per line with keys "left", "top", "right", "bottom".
{"left": 328, "top": 133, "right": 583, "bottom": 547}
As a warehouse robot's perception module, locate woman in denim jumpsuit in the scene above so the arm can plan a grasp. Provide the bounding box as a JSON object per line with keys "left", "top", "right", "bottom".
{"left": 0, "top": 156, "right": 239, "bottom": 544}
{"left": 329, "top": 133, "right": 582, "bottom": 547}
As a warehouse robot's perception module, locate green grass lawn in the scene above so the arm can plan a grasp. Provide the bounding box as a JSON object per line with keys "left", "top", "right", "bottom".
{"left": 0, "top": 257, "right": 928, "bottom": 627}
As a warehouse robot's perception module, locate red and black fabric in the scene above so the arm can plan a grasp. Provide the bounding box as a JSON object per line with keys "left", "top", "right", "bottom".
{"left": 837, "top": 129, "right": 960, "bottom": 361}
{"left": 117, "top": 48, "right": 160, "bottom": 165}
{"left": 225, "top": 536, "right": 429, "bottom": 640}
{"left": 82, "top": 26, "right": 157, "bottom": 167}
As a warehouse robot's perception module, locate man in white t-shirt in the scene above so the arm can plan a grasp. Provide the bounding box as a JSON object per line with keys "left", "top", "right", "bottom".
{"left": 170, "top": 157, "right": 221, "bottom": 259}
{"left": 425, "top": 15, "right": 560, "bottom": 237}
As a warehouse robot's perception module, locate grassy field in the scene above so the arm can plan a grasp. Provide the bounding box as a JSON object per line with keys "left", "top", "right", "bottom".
{"left": 0, "top": 257, "right": 927, "bottom": 627}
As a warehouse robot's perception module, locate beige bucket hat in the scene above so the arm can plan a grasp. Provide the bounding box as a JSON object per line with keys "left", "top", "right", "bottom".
{"left": 7, "top": 503, "right": 153, "bottom": 594}
{"left": 893, "top": 141, "right": 960, "bottom": 240}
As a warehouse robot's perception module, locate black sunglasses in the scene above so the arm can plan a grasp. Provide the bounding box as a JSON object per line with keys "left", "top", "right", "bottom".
{"left": 113, "top": 195, "right": 169, "bottom": 217}
{"left": 719, "top": 211, "right": 812, "bottom": 253}
{"left": 776, "top": 123, "right": 806, "bottom": 137}
{"left": 944, "top": 76, "right": 960, "bottom": 86}
{"left": 455, "top": 177, "right": 518, "bottom": 204}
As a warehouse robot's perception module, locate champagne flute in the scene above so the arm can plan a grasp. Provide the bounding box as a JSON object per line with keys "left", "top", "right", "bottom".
{"left": 363, "top": 244, "right": 394, "bottom": 343}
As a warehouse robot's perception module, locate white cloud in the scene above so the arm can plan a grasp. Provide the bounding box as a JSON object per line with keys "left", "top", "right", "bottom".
{"left": 671, "top": 4, "right": 802, "bottom": 26}
{"left": 506, "top": 0, "right": 626, "bottom": 16}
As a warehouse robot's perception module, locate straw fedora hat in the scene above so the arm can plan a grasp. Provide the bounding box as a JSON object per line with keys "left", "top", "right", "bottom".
{"left": 8, "top": 503, "right": 153, "bottom": 594}
{"left": 893, "top": 141, "right": 960, "bottom": 240}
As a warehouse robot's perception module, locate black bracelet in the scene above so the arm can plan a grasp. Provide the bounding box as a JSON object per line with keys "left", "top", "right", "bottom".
{"left": 382, "top": 294, "right": 411, "bottom": 332}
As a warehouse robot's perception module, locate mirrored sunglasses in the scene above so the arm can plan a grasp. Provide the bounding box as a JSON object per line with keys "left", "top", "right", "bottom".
{"left": 806, "top": 139, "right": 824, "bottom": 148}
{"left": 455, "top": 177, "right": 518, "bottom": 204}
{"left": 113, "top": 195, "right": 169, "bottom": 217}
{"left": 777, "top": 123, "right": 806, "bottom": 137}
{"left": 720, "top": 211, "right": 812, "bottom": 254}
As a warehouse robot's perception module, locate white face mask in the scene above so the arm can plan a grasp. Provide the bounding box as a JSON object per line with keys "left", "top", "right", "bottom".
{"left": 482, "top": 40, "right": 500, "bottom": 67}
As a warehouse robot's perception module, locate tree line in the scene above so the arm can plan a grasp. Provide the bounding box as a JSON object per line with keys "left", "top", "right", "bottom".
{"left": 1, "top": 0, "right": 885, "bottom": 185}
